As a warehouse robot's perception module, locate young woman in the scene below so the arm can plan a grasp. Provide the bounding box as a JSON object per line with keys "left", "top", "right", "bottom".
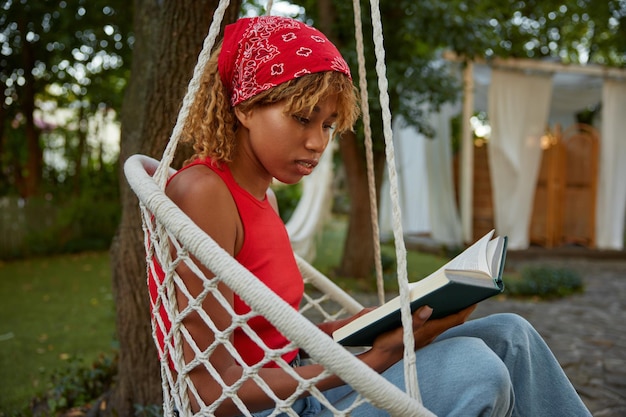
{"left": 154, "top": 15, "right": 591, "bottom": 417}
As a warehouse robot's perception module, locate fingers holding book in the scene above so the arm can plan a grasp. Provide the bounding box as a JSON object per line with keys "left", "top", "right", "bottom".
{"left": 411, "top": 304, "right": 477, "bottom": 349}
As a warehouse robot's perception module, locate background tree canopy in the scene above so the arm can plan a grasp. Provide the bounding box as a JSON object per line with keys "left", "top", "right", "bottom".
{"left": 1, "top": 0, "right": 133, "bottom": 258}
{"left": 292, "top": 0, "right": 625, "bottom": 137}
{"left": 2, "top": 0, "right": 623, "bottom": 202}
{"left": 283, "top": 0, "right": 625, "bottom": 279}
{"left": 1, "top": 0, "right": 133, "bottom": 199}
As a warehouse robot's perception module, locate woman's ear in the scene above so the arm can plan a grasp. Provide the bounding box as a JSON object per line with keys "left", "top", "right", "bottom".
{"left": 233, "top": 107, "right": 251, "bottom": 128}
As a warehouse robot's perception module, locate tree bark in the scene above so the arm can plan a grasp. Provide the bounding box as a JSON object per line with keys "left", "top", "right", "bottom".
{"left": 109, "top": 1, "right": 240, "bottom": 414}
{"left": 73, "top": 104, "right": 87, "bottom": 196}
{"left": 336, "top": 131, "right": 386, "bottom": 279}
{"left": 19, "top": 16, "right": 42, "bottom": 198}
{"left": 314, "top": 0, "right": 389, "bottom": 281}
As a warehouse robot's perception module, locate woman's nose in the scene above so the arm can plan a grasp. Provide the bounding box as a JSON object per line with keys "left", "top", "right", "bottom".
{"left": 305, "top": 127, "right": 330, "bottom": 153}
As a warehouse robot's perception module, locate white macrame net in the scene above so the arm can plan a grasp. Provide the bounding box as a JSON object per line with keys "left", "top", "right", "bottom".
{"left": 123, "top": 0, "right": 434, "bottom": 416}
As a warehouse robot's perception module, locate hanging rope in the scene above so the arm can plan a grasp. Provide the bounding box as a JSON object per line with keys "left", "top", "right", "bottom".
{"left": 351, "top": 0, "right": 385, "bottom": 308}
{"left": 153, "top": 0, "right": 232, "bottom": 187}
{"left": 366, "top": 0, "right": 421, "bottom": 402}
{"left": 127, "top": 0, "right": 436, "bottom": 413}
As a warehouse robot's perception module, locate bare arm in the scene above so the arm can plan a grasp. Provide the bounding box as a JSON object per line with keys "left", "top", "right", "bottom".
{"left": 167, "top": 168, "right": 343, "bottom": 416}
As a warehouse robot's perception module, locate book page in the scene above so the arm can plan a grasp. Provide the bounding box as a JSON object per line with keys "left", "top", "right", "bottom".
{"left": 445, "top": 230, "right": 494, "bottom": 275}
{"left": 487, "top": 236, "right": 506, "bottom": 277}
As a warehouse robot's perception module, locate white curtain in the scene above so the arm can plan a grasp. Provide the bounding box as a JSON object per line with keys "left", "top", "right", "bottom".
{"left": 380, "top": 113, "right": 462, "bottom": 247}
{"left": 286, "top": 142, "right": 336, "bottom": 261}
{"left": 487, "top": 69, "right": 553, "bottom": 249}
{"left": 424, "top": 103, "right": 463, "bottom": 246}
{"left": 380, "top": 118, "right": 431, "bottom": 238}
{"left": 596, "top": 79, "right": 626, "bottom": 250}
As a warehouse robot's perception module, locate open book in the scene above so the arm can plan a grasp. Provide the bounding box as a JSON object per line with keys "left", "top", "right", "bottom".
{"left": 332, "top": 230, "right": 507, "bottom": 347}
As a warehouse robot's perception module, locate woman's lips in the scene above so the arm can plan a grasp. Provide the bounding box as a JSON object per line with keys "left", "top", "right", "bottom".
{"left": 295, "top": 159, "right": 318, "bottom": 175}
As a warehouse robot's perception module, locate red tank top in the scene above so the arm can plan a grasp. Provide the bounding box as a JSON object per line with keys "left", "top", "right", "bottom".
{"left": 149, "top": 159, "right": 303, "bottom": 368}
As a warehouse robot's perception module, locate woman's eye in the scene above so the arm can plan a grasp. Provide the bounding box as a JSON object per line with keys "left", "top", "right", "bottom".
{"left": 293, "top": 115, "right": 309, "bottom": 125}
{"left": 323, "top": 123, "right": 336, "bottom": 131}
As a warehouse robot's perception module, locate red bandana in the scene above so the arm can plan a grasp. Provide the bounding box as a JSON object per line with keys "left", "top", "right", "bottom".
{"left": 218, "top": 16, "right": 352, "bottom": 107}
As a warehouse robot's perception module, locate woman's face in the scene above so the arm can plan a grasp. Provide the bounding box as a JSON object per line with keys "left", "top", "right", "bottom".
{"left": 236, "top": 94, "right": 339, "bottom": 185}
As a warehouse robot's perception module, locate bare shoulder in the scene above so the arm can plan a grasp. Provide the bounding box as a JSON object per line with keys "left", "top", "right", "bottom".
{"left": 166, "top": 164, "right": 240, "bottom": 255}
{"left": 166, "top": 164, "right": 231, "bottom": 205}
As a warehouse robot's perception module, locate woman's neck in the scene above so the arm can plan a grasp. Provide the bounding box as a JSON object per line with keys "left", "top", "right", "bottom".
{"left": 227, "top": 155, "right": 271, "bottom": 201}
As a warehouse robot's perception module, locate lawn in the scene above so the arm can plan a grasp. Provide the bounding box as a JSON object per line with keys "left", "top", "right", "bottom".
{"left": 313, "top": 215, "right": 450, "bottom": 292}
{"left": 0, "top": 251, "right": 117, "bottom": 414}
{"left": 0, "top": 216, "right": 452, "bottom": 414}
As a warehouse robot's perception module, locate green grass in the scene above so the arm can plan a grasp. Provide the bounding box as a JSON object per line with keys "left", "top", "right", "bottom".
{"left": 0, "top": 251, "right": 117, "bottom": 414}
{"left": 313, "top": 214, "right": 450, "bottom": 293}
{"left": 1, "top": 214, "right": 585, "bottom": 414}
{"left": 0, "top": 216, "right": 453, "bottom": 414}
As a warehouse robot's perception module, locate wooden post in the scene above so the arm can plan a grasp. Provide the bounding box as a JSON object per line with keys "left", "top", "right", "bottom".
{"left": 460, "top": 62, "right": 475, "bottom": 243}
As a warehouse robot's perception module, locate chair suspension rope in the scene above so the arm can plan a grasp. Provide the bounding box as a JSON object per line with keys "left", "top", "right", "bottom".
{"left": 366, "top": 0, "right": 421, "bottom": 402}
{"left": 351, "top": 0, "right": 386, "bottom": 308}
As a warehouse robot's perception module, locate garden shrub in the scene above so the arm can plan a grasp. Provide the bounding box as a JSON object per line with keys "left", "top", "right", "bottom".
{"left": 29, "top": 353, "right": 118, "bottom": 417}
{"left": 272, "top": 182, "right": 302, "bottom": 223}
{"left": 506, "top": 265, "right": 584, "bottom": 299}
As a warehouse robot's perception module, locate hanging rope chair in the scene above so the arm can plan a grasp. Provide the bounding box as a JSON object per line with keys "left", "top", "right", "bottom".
{"left": 123, "top": 0, "right": 434, "bottom": 415}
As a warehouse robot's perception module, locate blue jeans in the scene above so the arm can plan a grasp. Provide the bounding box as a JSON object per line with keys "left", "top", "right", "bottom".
{"left": 252, "top": 314, "right": 591, "bottom": 416}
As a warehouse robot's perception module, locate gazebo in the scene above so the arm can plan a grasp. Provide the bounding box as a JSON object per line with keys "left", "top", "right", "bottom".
{"left": 380, "top": 55, "right": 626, "bottom": 251}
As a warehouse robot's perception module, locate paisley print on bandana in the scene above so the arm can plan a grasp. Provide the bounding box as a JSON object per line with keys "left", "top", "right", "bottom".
{"left": 218, "top": 16, "right": 352, "bottom": 107}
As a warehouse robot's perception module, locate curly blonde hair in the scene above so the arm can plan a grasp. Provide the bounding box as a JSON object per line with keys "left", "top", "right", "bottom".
{"left": 182, "top": 43, "right": 360, "bottom": 164}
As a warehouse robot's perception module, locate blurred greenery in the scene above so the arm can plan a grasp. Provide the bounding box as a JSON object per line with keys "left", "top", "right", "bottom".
{"left": 272, "top": 182, "right": 303, "bottom": 223}
{"left": 505, "top": 265, "right": 584, "bottom": 299}
{"left": 32, "top": 353, "right": 118, "bottom": 416}
{"left": 1, "top": 0, "right": 133, "bottom": 199}
{"left": 0, "top": 165, "right": 120, "bottom": 261}
{"left": 313, "top": 214, "right": 450, "bottom": 293}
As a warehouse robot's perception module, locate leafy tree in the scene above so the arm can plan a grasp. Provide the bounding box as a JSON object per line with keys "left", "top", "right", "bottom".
{"left": 292, "top": 0, "right": 462, "bottom": 279}
{"left": 291, "top": 0, "right": 625, "bottom": 280}
{"left": 109, "top": 0, "right": 241, "bottom": 413}
{"left": 0, "top": 0, "right": 133, "bottom": 198}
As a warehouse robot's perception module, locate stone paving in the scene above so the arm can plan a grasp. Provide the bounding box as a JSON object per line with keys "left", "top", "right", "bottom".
{"left": 472, "top": 257, "right": 626, "bottom": 417}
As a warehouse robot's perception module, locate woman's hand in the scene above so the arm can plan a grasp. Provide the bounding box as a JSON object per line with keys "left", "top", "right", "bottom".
{"left": 409, "top": 304, "right": 476, "bottom": 349}
{"left": 317, "top": 307, "right": 378, "bottom": 336}
{"left": 360, "top": 305, "right": 477, "bottom": 372}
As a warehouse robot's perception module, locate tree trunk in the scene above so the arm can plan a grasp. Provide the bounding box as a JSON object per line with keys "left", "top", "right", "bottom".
{"left": 337, "top": 131, "right": 386, "bottom": 280}
{"left": 313, "top": 0, "right": 389, "bottom": 281}
{"left": 73, "top": 104, "right": 87, "bottom": 196}
{"left": 0, "top": 104, "right": 7, "bottom": 189}
{"left": 108, "top": 1, "right": 241, "bottom": 414}
{"left": 19, "top": 17, "right": 42, "bottom": 198}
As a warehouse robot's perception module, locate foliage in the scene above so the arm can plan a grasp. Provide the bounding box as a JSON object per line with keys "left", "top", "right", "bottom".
{"left": 0, "top": 161, "right": 120, "bottom": 260}
{"left": 1, "top": 0, "right": 133, "bottom": 112}
{"left": 1, "top": 0, "right": 133, "bottom": 197}
{"left": 31, "top": 353, "right": 118, "bottom": 416}
{"left": 35, "top": 193, "right": 120, "bottom": 254}
{"left": 291, "top": 0, "right": 625, "bottom": 140}
{"left": 272, "top": 182, "right": 303, "bottom": 223}
{"left": 506, "top": 265, "right": 584, "bottom": 298}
